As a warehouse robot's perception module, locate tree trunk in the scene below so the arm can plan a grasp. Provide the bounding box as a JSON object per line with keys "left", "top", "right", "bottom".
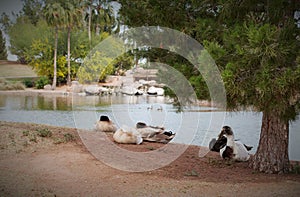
{"left": 67, "top": 26, "right": 71, "bottom": 86}
{"left": 96, "top": 24, "right": 100, "bottom": 36}
{"left": 52, "top": 27, "right": 58, "bottom": 90}
{"left": 88, "top": 1, "right": 92, "bottom": 46}
{"left": 249, "top": 111, "right": 290, "bottom": 173}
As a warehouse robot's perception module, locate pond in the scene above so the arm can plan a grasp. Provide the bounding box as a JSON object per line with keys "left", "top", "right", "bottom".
{"left": 0, "top": 93, "right": 299, "bottom": 161}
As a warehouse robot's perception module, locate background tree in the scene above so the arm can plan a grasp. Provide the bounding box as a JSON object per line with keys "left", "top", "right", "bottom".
{"left": 63, "top": 0, "right": 83, "bottom": 86}
{"left": 44, "top": 2, "right": 66, "bottom": 90}
{"left": 8, "top": 16, "right": 43, "bottom": 63}
{"left": 1, "top": 0, "right": 118, "bottom": 85}
{"left": 24, "top": 20, "right": 68, "bottom": 82}
{"left": 0, "top": 30, "right": 7, "bottom": 60}
{"left": 92, "top": 1, "right": 114, "bottom": 35}
{"left": 77, "top": 31, "right": 115, "bottom": 83}
{"left": 0, "top": 13, "right": 11, "bottom": 34}
{"left": 84, "top": 0, "right": 117, "bottom": 44}
{"left": 21, "top": 0, "right": 44, "bottom": 25}
{"left": 86, "top": 0, "right": 93, "bottom": 44}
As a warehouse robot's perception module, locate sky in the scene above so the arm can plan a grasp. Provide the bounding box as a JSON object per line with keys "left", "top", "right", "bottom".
{"left": 0, "top": 0, "right": 23, "bottom": 60}
{"left": 0, "top": 0, "right": 23, "bottom": 17}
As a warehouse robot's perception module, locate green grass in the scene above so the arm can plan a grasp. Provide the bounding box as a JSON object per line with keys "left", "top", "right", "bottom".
{"left": 0, "top": 61, "right": 37, "bottom": 78}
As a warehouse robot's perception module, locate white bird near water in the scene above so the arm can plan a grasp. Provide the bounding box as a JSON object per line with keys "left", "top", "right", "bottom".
{"left": 219, "top": 126, "right": 251, "bottom": 162}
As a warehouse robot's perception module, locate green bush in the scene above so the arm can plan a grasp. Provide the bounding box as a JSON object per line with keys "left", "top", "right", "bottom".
{"left": 36, "top": 128, "right": 52, "bottom": 137}
{"left": 64, "top": 133, "right": 75, "bottom": 142}
{"left": 35, "top": 76, "right": 49, "bottom": 89}
{"left": 23, "top": 78, "right": 34, "bottom": 88}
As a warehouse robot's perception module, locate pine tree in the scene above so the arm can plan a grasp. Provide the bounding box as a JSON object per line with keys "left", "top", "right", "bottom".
{"left": 117, "top": 0, "right": 300, "bottom": 173}
{"left": 0, "top": 30, "right": 7, "bottom": 60}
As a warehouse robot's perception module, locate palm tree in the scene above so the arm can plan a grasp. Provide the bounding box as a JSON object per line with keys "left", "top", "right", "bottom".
{"left": 45, "top": 3, "right": 65, "bottom": 90}
{"left": 84, "top": 0, "right": 116, "bottom": 43}
{"left": 92, "top": 2, "right": 114, "bottom": 35}
{"left": 64, "top": 0, "right": 83, "bottom": 86}
{"left": 82, "top": 0, "right": 93, "bottom": 46}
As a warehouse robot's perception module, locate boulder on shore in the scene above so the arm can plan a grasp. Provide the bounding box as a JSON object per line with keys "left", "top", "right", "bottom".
{"left": 43, "top": 84, "right": 52, "bottom": 90}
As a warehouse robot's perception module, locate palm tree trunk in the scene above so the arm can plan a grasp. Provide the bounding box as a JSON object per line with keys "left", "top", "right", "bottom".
{"left": 52, "top": 26, "right": 58, "bottom": 90}
{"left": 249, "top": 111, "right": 290, "bottom": 173}
{"left": 96, "top": 24, "right": 100, "bottom": 35}
{"left": 67, "top": 26, "right": 71, "bottom": 86}
{"left": 88, "top": 1, "right": 92, "bottom": 46}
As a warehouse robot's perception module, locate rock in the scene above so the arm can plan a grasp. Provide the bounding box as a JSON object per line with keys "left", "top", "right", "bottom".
{"left": 72, "top": 84, "right": 83, "bottom": 93}
{"left": 71, "top": 81, "right": 80, "bottom": 86}
{"left": 121, "top": 86, "right": 144, "bottom": 95}
{"left": 138, "top": 79, "right": 157, "bottom": 86}
{"left": 84, "top": 85, "right": 101, "bottom": 95}
{"left": 43, "top": 84, "right": 52, "bottom": 90}
{"left": 147, "top": 86, "right": 164, "bottom": 96}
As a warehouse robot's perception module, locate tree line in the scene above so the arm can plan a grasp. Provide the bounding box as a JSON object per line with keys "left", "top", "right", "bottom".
{"left": 0, "top": 0, "right": 133, "bottom": 88}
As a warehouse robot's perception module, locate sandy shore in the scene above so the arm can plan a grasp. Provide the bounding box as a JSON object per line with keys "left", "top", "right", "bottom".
{"left": 0, "top": 121, "right": 300, "bottom": 196}
{"left": 0, "top": 86, "right": 73, "bottom": 96}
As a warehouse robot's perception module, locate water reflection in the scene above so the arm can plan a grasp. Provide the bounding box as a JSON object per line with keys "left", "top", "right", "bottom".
{"left": 0, "top": 94, "right": 73, "bottom": 111}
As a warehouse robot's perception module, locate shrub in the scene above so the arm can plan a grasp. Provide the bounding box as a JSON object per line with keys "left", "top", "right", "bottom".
{"left": 53, "top": 133, "right": 75, "bottom": 144}
{"left": 23, "top": 78, "right": 34, "bottom": 88}
{"left": 29, "top": 135, "right": 37, "bottom": 143}
{"left": 64, "top": 133, "right": 75, "bottom": 142}
{"left": 10, "top": 82, "right": 25, "bottom": 90}
{"left": 35, "top": 76, "right": 49, "bottom": 89}
{"left": 36, "top": 128, "right": 52, "bottom": 137}
{"left": 0, "top": 79, "right": 25, "bottom": 90}
{"left": 22, "top": 130, "right": 30, "bottom": 136}
{"left": 291, "top": 162, "right": 300, "bottom": 174}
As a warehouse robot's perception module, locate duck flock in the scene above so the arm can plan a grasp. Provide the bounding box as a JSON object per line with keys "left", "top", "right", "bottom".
{"left": 95, "top": 115, "right": 175, "bottom": 145}
{"left": 95, "top": 115, "right": 253, "bottom": 162}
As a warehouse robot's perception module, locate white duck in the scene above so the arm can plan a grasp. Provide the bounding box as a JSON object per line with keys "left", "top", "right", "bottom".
{"left": 112, "top": 122, "right": 175, "bottom": 145}
{"left": 219, "top": 126, "right": 250, "bottom": 162}
{"left": 95, "top": 115, "right": 117, "bottom": 132}
{"left": 136, "top": 122, "right": 175, "bottom": 143}
{"left": 113, "top": 127, "right": 143, "bottom": 144}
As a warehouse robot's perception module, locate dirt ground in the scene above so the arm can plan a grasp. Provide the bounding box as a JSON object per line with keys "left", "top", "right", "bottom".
{"left": 0, "top": 121, "right": 300, "bottom": 197}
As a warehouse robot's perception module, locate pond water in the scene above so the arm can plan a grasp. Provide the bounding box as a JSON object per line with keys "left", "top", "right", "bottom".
{"left": 0, "top": 93, "right": 299, "bottom": 160}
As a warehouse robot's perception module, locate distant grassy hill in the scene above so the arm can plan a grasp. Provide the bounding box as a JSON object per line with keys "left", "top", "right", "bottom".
{"left": 0, "top": 60, "right": 37, "bottom": 79}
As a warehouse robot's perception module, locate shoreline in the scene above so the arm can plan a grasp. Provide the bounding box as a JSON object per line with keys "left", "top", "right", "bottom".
{"left": 0, "top": 87, "right": 75, "bottom": 96}
{"left": 1, "top": 120, "right": 300, "bottom": 163}
{"left": 1, "top": 120, "right": 299, "bottom": 164}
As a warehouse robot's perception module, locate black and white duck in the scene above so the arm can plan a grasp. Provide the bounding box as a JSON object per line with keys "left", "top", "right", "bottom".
{"left": 218, "top": 126, "right": 251, "bottom": 161}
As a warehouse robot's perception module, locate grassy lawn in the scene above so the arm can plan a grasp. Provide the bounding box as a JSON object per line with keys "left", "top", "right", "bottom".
{"left": 0, "top": 61, "right": 37, "bottom": 78}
